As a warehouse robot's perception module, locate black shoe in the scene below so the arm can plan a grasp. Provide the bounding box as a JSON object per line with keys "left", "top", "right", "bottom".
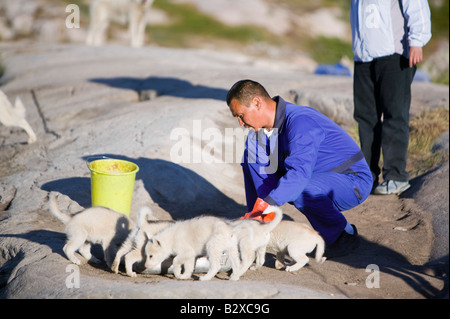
{"left": 324, "top": 225, "right": 361, "bottom": 259}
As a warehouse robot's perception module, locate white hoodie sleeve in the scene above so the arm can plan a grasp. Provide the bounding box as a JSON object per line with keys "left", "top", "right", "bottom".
{"left": 402, "top": 0, "right": 432, "bottom": 47}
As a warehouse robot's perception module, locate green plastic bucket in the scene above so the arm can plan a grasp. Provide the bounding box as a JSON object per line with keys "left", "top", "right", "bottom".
{"left": 88, "top": 158, "right": 139, "bottom": 216}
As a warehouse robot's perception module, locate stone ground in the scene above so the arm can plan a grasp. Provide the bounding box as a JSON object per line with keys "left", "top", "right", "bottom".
{"left": 0, "top": 42, "right": 448, "bottom": 299}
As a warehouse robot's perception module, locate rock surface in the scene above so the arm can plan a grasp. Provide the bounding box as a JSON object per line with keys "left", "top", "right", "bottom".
{"left": 0, "top": 42, "right": 448, "bottom": 299}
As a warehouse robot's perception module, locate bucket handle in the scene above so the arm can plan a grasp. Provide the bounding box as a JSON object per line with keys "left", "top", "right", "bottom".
{"left": 85, "top": 155, "right": 110, "bottom": 171}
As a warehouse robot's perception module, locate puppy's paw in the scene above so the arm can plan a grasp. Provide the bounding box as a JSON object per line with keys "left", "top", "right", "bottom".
{"left": 249, "top": 265, "right": 261, "bottom": 271}
{"left": 229, "top": 274, "right": 240, "bottom": 281}
{"left": 275, "top": 260, "right": 285, "bottom": 270}
{"left": 177, "top": 273, "right": 192, "bottom": 280}
{"left": 71, "top": 259, "right": 81, "bottom": 265}
{"left": 199, "top": 275, "right": 213, "bottom": 281}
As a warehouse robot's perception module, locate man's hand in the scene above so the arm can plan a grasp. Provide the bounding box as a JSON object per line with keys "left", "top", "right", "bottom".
{"left": 240, "top": 198, "right": 274, "bottom": 222}
{"left": 409, "top": 46, "right": 423, "bottom": 68}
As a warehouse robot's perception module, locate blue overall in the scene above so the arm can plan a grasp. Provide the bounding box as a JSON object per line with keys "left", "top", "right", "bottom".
{"left": 242, "top": 97, "right": 373, "bottom": 245}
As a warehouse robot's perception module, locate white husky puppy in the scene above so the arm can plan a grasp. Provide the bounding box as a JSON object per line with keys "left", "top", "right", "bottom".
{"left": 0, "top": 90, "right": 37, "bottom": 144}
{"left": 267, "top": 221, "right": 326, "bottom": 272}
{"left": 86, "top": 0, "right": 153, "bottom": 47}
{"left": 48, "top": 192, "right": 134, "bottom": 267}
{"left": 111, "top": 206, "right": 174, "bottom": 277}
{"left": 144, "top": 215, "right": 241, "bottom": 281}
{"left": 230, "top": 205, "right": 283, "bottom": 276}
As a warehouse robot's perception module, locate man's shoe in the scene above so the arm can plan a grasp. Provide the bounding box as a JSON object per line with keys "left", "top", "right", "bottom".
{"left": 374, "top": 180, "right": 411, "bottom": 195}
{"left": 324, "top": 225, "right": 361, "bottom": 259}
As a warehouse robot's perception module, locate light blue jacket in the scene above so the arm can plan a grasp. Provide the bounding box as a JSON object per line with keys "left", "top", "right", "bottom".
{"left": 351, "top": 0, "right": 431, "bottom": 62}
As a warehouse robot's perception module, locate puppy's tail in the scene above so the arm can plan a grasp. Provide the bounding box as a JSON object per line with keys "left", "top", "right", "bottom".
{"left": 261, "top": 205, "right": 283, "bottom": 233}
{"left": 48, "top": 192, "right": 71, "bottom": 225}
{"left": 314, "top": 235, "right": 327, "bottom": 264}
{"left": 137, "top": 206, "right": 153, "bottom": 228}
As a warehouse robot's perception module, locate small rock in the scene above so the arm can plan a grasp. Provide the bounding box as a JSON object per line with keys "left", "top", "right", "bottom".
{"left": 0, "top": 184, "right": 16, "bottom": 211}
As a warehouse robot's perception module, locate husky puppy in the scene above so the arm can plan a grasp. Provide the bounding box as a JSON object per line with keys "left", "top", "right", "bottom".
{"left": 111, "top": 206, "right": 174, "bottom": 277}
{"left": 144, "top": 215, "right": 241, "bottom": 281}
{"left": 230, "top": 206, "right": 283, "bottom": 276}
{"left": 48, "top": 192, "right": 134, "bottom": 267}
{"left": 267, "top": 221, "right": 326, "bottom": 272}
{"left": 86, "top": 0, "right": 153, "bottom": 47}
{"left": 0, "top": 90, "right": 37, "bottom": 144}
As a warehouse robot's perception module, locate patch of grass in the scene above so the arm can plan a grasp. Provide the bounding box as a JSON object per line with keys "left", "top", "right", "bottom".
{"left": 407, "top": 107, "right": 449, "bottom": 176}
{"left": 429, "top": 0, "right": 449, "bottom": 39}
{"left": 149, "top": 0, "right": 276, "bottom": 47}
{"left": 306, "top": 36, "right": 353, "bottom": 64}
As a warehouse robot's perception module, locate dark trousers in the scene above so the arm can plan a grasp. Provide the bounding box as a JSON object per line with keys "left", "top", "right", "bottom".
{"left": 353, "top": 54, "right": 416, "bottom": 185}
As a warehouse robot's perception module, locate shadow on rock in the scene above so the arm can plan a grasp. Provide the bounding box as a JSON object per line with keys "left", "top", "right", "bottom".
{"left": 90, "top": 76, "right": 228, "bottom": 101}
{"left": 332, "top": 237, "right": 448, "bottom": 299}
{"left": 41, "top": 154, "right": 245, "bottom": 220}
{"left": 41, "top": 177, "right": 91, "bottom": 208}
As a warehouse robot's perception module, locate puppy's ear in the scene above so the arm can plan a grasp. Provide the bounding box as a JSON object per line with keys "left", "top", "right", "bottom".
{"left": 153, "top": 239, "right": 161, "bottom": 247}
{"left": 146, "top": 235, "right": 161, "bottom": 248}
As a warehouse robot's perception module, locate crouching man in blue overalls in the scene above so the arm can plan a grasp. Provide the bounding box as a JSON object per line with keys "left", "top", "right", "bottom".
{"left": 227, "top": 80, "right": 373, "bottom": 258}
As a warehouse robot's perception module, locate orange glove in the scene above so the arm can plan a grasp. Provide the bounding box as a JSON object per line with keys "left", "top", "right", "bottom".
{"left": 240, "top": 198, "right": 275, "bottom": 222}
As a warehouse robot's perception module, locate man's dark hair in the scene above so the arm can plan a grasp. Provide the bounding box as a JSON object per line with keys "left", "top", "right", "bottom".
{"left": 226, "top": 79, "right": 271, "bottom": 106}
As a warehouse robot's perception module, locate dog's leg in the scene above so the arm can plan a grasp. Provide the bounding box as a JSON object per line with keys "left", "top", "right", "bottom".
{"left": 129, "top": 4, "right": 146, "bottom": 47}
{"left": 275, "top": 252, "right": 286, "bottom": 270}
{"left": 200, "top": 251, "right": 222, "bottom": 281}
{"left": 285, "top": 247, "right": 309, "bottom": 272}
{"left": 200, "top": 235, "right": 228, "bottom": 281}
{"left": 63, "top": 234, "right": 86, "bottom": 265}
{"left": 250, "top": 246, "right": 266, "bottom": 270}
{"left": 103, "top": 241, "right": 118, "bottom": 269}
{"left": 124, "top": 249, "right": 144, "bottom": 277}
{"left": 111, "top": 239, "right": 132, "bottom": 273}
{"left": 227, "top": 246, "right": 242, "bottom": 281}
{"left": 173, "top": 255, "right": 194, "bottom": 280}
{"left": 17, "top": 119, "right": 37, "bottom": 144}
{"left": 238, "top": 242, "right": 256, "bottom": 277}
{"left": 135, "top": 15, "right": 147, "bottom": 47}
{"left": 79, "top": 242, "right": 101, "bottom": 264}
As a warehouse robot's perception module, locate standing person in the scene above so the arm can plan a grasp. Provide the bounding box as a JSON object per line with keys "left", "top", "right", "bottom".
{"left": 351, "top": 0, "right": 432, "bottom": 195}
{"left": 227, "top": 79, "right": 373, "bottom": 258}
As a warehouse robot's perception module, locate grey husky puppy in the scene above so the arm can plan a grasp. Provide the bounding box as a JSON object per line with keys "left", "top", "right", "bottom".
{"left": 267, "top": 221, "right": 326, "bottom": 272}
{"left": 111, "top": 206, "right": 174, "bottom": 277}
{"left": 48, "top": 192, "right": 133, "bottom": 267}
{"left": 230, "top": 205, "right": 283, "bottom": 276}
{"left": 144, "top": 215, "right": 241, "bottom": 281}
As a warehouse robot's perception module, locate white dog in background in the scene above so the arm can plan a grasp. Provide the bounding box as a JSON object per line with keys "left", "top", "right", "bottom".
{"left": 0, "top": 90, "right": 37, "bottom": 144}
{"left": 86, "top": 0, "right": 154, "bottom": 48}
